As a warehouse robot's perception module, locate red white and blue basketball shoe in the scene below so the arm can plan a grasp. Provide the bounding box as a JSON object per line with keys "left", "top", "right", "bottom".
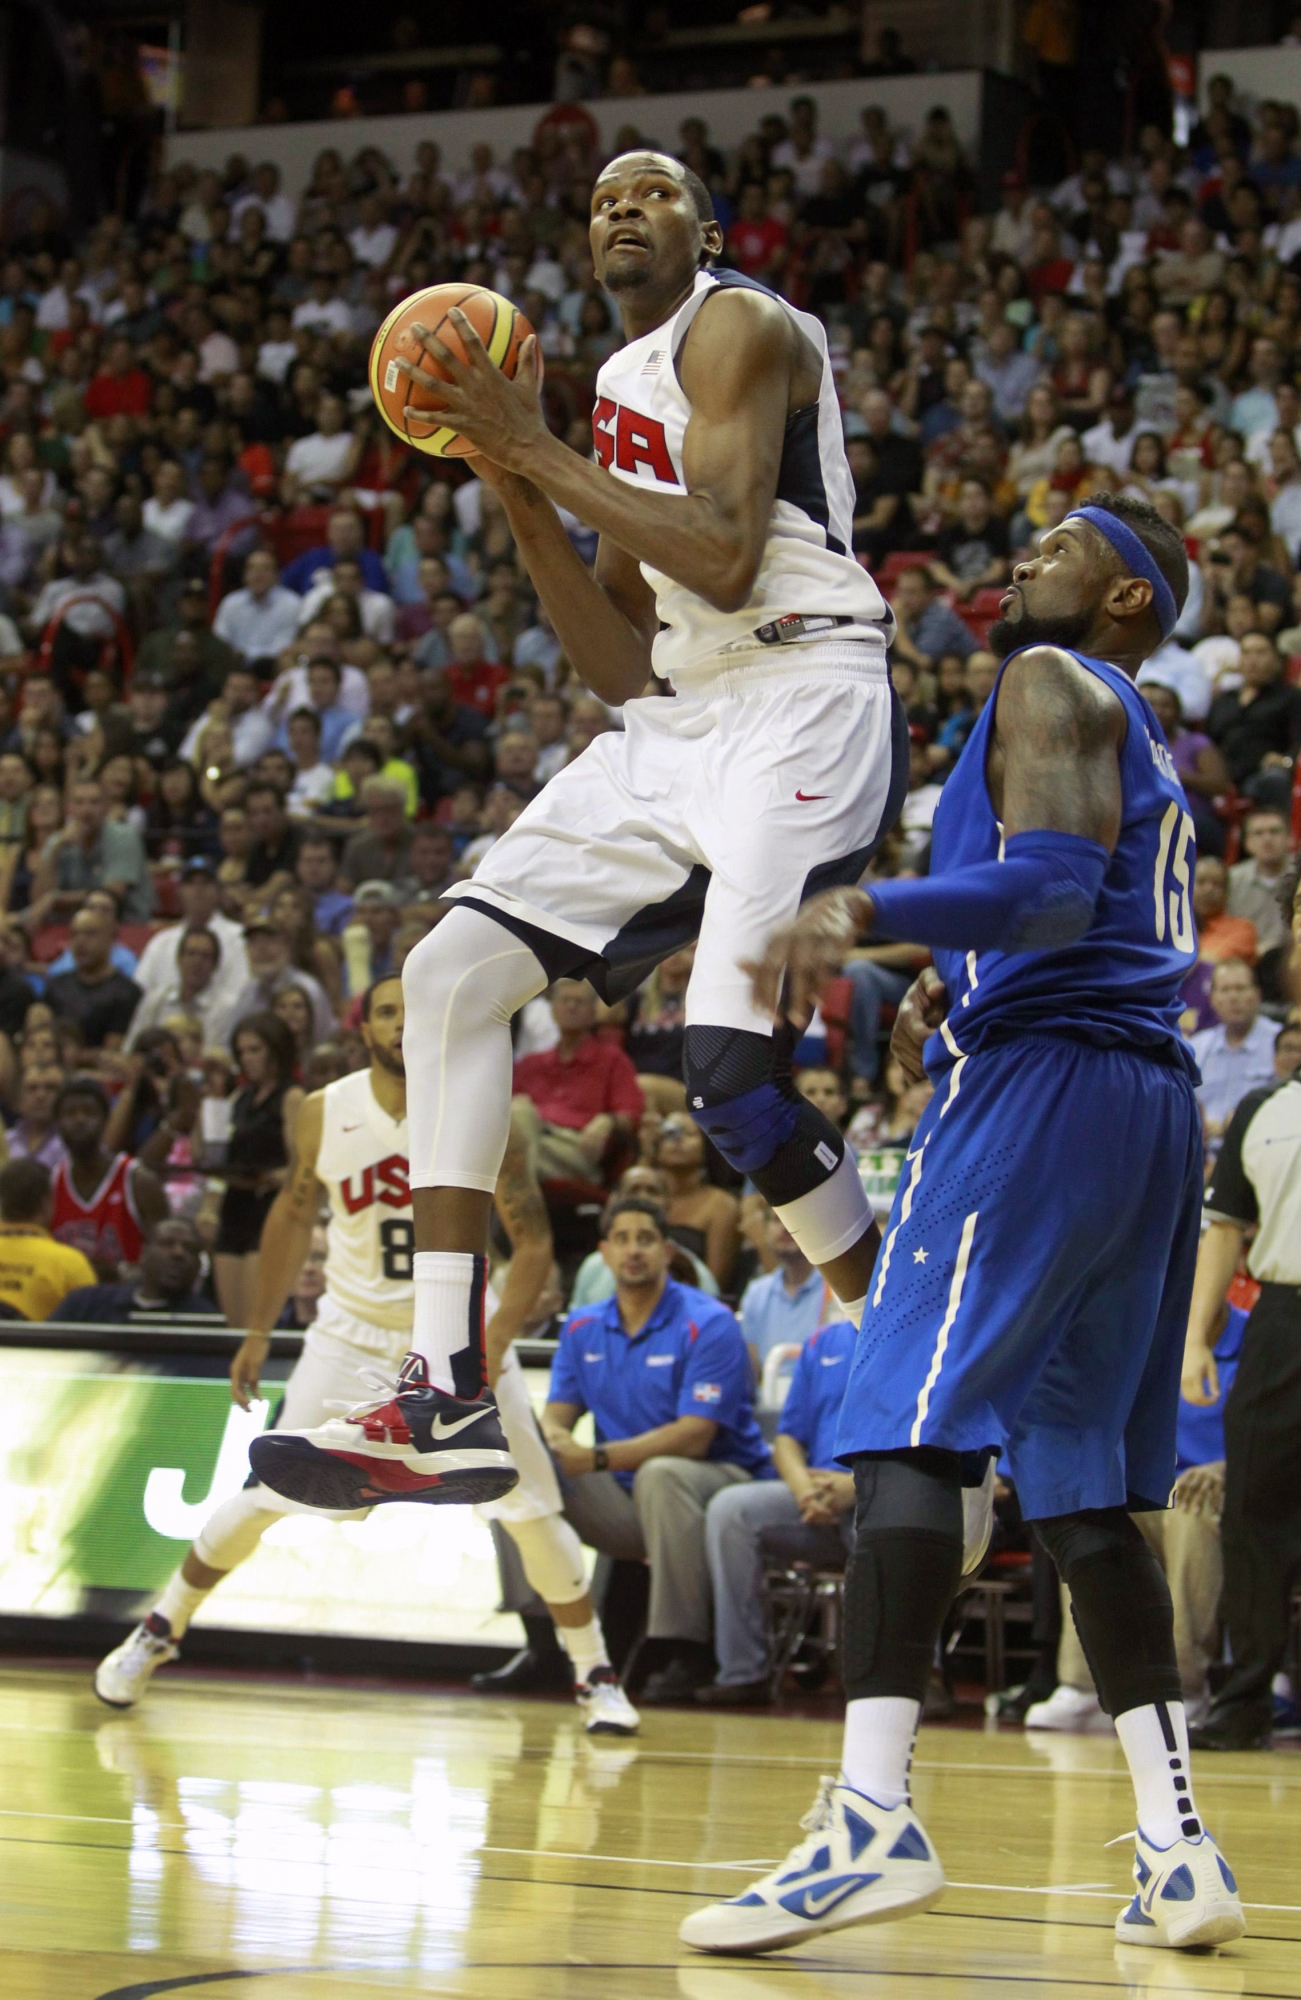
{"left": 679, "top": 1775, "right": 944, "bottom": 1954}
{"left": 249, "top": 1353, "right": 518, "bottom": 1510}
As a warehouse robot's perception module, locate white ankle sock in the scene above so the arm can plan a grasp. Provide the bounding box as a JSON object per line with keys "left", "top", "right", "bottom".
{"left": 412, "top": 1250, "right": 485, "bottom": 1397}
{"left": 840, "top": 1695, "right": 919, "bottom": 1809}
{"left": 558, "top": 1618, "right": 610, "bottom": 1685}
{"left": 837, "top": 1294, "right": 867, "bottom": 1328}
{"left": 154, "top": 1572, "right": 208, "bottom": 1640}
{"left": 1115, "top": 1700, "right": 1202, "bottom": 1848}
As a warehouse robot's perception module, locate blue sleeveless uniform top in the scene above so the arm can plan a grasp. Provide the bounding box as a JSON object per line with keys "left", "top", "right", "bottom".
{"left": 925, "top": 648, "right": 1198, "bottom": 1074}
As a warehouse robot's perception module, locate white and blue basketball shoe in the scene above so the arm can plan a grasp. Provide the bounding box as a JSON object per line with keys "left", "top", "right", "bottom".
{"left": 1114, "top": 1826, "right": 1246, "bottom": 1949}
{"left": 679, "top": 1776, "right": 944, "bottom": 1954}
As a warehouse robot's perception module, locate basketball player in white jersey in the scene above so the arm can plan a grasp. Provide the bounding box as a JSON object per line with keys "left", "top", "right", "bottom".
{"left": 96, "top": 976, "right": 638, "bottom": 1735}
{"left": 252, "top": 151, "right": 903, "bottom": 1509}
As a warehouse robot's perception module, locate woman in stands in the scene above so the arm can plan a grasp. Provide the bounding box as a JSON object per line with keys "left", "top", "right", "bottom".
{"left": 272, "top": 982, "right": 315, "bottom": 1073}
{"left": 212, "top": 1011, "right": 302, "bottom": 1327}
{"left": 654, "top": 1113, "right": 741, "bottom": 1294}
{"left": 145, "top": 758, "right": 220, "bottom": 883}
{"left": 1, "top": 782, "right": 62, "bottom": 919}
{"left": 268, "top": 883, "right": 341, "bottom": 1015}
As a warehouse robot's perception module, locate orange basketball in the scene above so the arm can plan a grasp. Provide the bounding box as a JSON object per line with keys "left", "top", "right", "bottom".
{"left": 368, "top": 283, "right": 532, "bottom": 459}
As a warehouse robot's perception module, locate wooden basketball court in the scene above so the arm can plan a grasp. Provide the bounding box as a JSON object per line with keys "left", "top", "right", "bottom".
{"left": 2, "top": 1662, "right": 1297, "bottom": 1999}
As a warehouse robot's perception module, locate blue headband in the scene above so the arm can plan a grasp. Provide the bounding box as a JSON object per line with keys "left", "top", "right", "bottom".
{"left": 1064, "top": 506, "right": 1178, "bottom": 642}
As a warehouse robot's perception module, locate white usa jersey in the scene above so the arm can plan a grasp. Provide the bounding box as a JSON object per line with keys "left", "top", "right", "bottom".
{"left": 593, "top": 268, "right": 890, "bottom": 688}
{"left": 314, "top": 1069, "right": 412, "bottom": 1334}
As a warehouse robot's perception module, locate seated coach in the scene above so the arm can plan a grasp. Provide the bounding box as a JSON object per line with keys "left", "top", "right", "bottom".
{"left": 700, "top": 1316, "right": 858, "bottom": 1706}
{"left": 539, "top": 1195, "right": 773, "bottom": 1703}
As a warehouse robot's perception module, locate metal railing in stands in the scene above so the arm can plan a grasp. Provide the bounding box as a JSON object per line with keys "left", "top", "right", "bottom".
{"left": 35, "top": 594, "right": 136, "bottom": 682}
{"left": 0, "top": 1317, "right": 560, "bottom": 1365}
{"left": 206, "top": 515, "right": 260, "bottom": 622}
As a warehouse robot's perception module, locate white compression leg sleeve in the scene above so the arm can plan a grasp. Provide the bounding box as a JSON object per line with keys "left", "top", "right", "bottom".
{"left": 773, "top": 1149, "right": 875, "bottom": 1267}
{"left": 403, "top": 907, "right": 550, "bottom": 1393}
{"left": 193, "top": 1488, "right": 283, "bottom": 1571}
{"left": 504, "top": 1514, "right": 590, "bottom": 1606}
{"left": 403, "top": 906, "right": 549, "bottom": 1194}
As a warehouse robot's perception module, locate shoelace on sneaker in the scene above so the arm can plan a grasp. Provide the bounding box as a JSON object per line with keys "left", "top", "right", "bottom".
{"left": 743, "top": 1776, "right": 841, "bottom": 1886}
{"left": 325, "top": 1365, "right": 411, "bottom": 1441}
{"left": 799, "top": 1776, "right": 838, "bottom": 1837}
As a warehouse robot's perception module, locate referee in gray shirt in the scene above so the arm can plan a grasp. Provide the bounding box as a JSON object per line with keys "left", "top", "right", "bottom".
{"left": 1182, "top": 1066, "right": 1301, "bottom": 1748}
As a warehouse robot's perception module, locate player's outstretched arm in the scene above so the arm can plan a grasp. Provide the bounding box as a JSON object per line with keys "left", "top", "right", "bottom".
{"left": 483, "top": 1118, "right": 555, "bottom": 1390}
{"left": 748, "top": 647, "right": 1128, "bottom": 1021}
{"left": 230, "top": 1091, "right": 325, "bottom": 1409}
{"left": 748, "top": 651, "right": 1127, "bottom": 1024}
{"left": 408, "top": 293, "right": 796, "bottom": 609}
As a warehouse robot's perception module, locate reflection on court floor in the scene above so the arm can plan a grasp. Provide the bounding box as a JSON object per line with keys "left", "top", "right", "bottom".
{"left": 0, "top": 1665, "right": 1294, "bottom": 1999}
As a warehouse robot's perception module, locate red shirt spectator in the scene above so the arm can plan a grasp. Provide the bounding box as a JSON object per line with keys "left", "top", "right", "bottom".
{"left": 83, "top": 336, "right": 152, "bottom": 421}
{"left": 514, "top": 982, "right": 644, "bottom": 1130}
{"left": 726, "top": 189, "right": 788, "bottom": 280}
{"left": 447, "top": 659, "right": 510, "bottom": 717}
{"left": 514, "top": 1035, "right": 644, "bottom": 1129}
{"left": 446, "top": 611, "right": 509, "bottom": 717}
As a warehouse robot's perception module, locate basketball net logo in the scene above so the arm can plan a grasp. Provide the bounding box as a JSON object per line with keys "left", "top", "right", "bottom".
{"left": 592, "top": 396, "right": 681, "bottom": 486}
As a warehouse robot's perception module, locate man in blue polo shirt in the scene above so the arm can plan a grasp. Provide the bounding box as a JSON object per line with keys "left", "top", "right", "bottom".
{"left": 542, "top": 1194, "right": 773, "bottom": 1704}
{"left": 699, "top": 1317, "right": 858, "bottom": 1706}
{"left": 740, "top": 1206, "right": 837, "bottom": 1376}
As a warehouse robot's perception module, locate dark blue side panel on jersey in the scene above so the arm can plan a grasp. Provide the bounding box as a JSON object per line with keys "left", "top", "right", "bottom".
{"left": 690, "top": 267, "right": 843, "bottom": 554}
{"left": 708, "top": 268, "right": 786, "bottom": 304}
{"left": 777, "top": 405, "right": 842, "bottom": 554}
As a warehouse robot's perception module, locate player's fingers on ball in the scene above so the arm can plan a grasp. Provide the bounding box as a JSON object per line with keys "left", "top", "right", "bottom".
{"left": 395, "top": 357, "right": 446, "bottom": 394}
{"left": 418, "top": 329, "right": 467, "bottom": 377}
{"left": 403, "top": 402, "right": 453, "bottom": 430}
{"left": 408, "top": 321, "right": 451, "bottom": 364}
{"left": 448, "top": 307, "right": 487, "bottom": 355}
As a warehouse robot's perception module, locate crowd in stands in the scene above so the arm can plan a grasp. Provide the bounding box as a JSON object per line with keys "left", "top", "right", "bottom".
{"left": 3, "top": 74, "right": 1301, "bottom": 1722}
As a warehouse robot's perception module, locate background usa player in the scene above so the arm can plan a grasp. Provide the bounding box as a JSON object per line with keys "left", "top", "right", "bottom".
{"left": 97, "top": 978, "right": 637, "bottom": 1733}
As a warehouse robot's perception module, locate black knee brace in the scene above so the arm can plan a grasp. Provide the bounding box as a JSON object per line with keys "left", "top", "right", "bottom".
{"left": 842, "top": 1449, "right": 965, "bottom": 1704}
{"left": 682, "top": 1023, "right": 845, "bottom": 1206}
{"left": 1032, "top": 1507, "right": 1181, "bottom": 1718}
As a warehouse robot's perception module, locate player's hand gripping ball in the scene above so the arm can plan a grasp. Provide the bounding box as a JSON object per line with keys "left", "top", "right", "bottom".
{"left": 369, "top": 284, "right": 534, "bottom": 459}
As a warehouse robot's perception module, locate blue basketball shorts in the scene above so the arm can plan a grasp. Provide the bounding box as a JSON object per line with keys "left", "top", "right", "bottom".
{"left": 834, "top": 1032, "right": 1203, "bottom": 1519}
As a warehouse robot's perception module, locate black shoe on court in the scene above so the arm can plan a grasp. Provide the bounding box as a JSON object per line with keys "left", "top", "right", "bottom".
{"left": 249, "top": 1352, "right": 518, "bottom": 1510}
{"left": 471, "top": 1644, "right": 574, "bottom": 1696}
{"left": 694, "top": 1677, "right": 772, "bottom": 1708}
{"left": 1188, "top": 1703, "right": 1273, "bottom": 1752}
{"left": 640, "top": 1650, "right": 717, "bottom": 1706}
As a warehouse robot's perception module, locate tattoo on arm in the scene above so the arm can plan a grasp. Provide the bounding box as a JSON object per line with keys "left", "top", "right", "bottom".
{"left": 995, "top": 647, "right": 1125, "bottom": 850}
{"left": 494, "top": 1144, "right": 551, "bottom": 1252}
{"left": 284, "top": 1154, "right": 323, "bottom": 1220}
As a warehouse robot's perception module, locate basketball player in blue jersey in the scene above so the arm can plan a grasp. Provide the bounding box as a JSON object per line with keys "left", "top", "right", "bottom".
{"left": 251, "top": 154, "right": 905, "bottom": 1514}
{"left": 682, "top": 495, "right": 1246, "bottom": 1959}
